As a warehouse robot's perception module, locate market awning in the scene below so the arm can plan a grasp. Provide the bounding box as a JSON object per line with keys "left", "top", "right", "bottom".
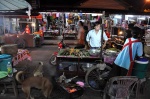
{"left": 78, "top": 0, "right": 126, "bottom": 10}
{"left": 0, "top": 0, "right": 31, "bottom": 11}
{"left": 30, "top": 0, "right": 127, "bottom": 13}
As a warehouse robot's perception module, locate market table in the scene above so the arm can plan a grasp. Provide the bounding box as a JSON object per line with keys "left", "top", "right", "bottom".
{"left": 44, "top": 30, "right": 59, "bottom": 37}
{"left": 56, "top": 49, "right": 102, "bottom": 77}
{"left": 56, "top": 49, "right": 117, "bottom": 77}
{"left": 62, "top": 32, "right": 78, "bottom": 39}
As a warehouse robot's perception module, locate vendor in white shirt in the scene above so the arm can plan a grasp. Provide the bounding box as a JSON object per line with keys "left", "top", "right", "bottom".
{"left": 86, "top": 21, "right": 108, "bottom": 49}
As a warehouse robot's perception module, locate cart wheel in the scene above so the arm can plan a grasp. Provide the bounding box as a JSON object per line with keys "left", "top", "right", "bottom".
{"left": 15, "top": 38, "right": 26, "bottom": 49}
{"left": 85, "top": 65, "right": 111, "bottom": 91}
{"left": 49, "top": 54, "right": 57, "bottom": 66}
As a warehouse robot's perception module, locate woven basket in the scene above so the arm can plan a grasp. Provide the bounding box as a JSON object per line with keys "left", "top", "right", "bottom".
{"left": 144, "top": 45, "right": 150, "bottom": 55}
{"left": 1, "top": 44, "right": 18, "bottom": 56}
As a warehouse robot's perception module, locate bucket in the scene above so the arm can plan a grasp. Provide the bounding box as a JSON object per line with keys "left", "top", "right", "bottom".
{"left": 132, "top": 57, "right": 149, "bottom": 79}
{"left": 0, "top": 54, "right": 12, "bottom": 71}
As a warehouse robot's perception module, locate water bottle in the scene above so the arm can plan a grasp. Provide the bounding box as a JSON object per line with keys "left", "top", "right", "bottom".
{"left": 7, "top": 62, "right": 13, "bottom": 77}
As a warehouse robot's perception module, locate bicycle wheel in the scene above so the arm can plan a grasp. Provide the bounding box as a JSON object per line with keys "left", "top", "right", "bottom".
{"left": 85, "top": 65, "right": 111, "bottom": 91}
{"left": 15, "top": 38, "right": 26, "bottom": 49}
{"left": 49, "top": 54, "right": 57, "bottom": 66}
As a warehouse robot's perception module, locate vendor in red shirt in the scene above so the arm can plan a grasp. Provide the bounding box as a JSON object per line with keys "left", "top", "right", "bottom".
{"left": 24, "top": 25, "right": 31, "bottom": 34}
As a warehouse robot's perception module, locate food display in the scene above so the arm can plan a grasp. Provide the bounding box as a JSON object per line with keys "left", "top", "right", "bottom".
{"left": 103, "top": 48, "right": 119, "bottom": 64}
{"left": 58, "top": 48, "right": 90, "bottom": 57}
{"left": 63, "top": 29, "right": 76, "bottom": 34}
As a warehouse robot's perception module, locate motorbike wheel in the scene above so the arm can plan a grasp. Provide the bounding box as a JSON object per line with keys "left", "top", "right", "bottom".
{"left": 85, "top": 65, "right": 111, "bottom": 91}
{"left": 49, "top": 54, "right": 57, "bottom": 66}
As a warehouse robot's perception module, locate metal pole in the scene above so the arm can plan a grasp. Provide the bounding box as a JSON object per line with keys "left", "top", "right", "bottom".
{"left": 3, "top": 16, "right": 5, "bottom": 34}
{"left": 100, "top": 11, "right": 105, "bottom": 59}
{"left": 100, "top": 24, "right": 104, "bottom": 59}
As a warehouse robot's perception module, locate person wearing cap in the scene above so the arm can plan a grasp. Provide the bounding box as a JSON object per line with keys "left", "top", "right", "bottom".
{"left": 109, "top": 26, "right": 143, "bottom": 77}
{"left": 86, "top": 21, "right": 108, "bottom": 49}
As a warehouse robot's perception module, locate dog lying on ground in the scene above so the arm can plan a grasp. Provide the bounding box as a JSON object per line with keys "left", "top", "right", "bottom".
{"left": 16, "top": 71, "right": 53, "bottom": 99}
{"left": 33, "top": 61, "right": 44, "bottom": 77}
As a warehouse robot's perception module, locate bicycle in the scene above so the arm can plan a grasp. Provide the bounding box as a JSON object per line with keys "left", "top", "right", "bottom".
{"left": 85, "top": 62, "right": 112, "bottom": 91}
{"left": 85, "top": 50, "right": 118, "bottom": 91}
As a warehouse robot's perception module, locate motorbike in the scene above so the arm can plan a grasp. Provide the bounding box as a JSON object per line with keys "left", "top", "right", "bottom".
{"left": 49, "top": 39, "right": 69, "bottom": 66}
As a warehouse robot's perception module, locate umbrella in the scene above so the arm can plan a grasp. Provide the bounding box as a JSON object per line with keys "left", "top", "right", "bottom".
{"left": 0, "top": 0, "right": 31, "bottom": 11}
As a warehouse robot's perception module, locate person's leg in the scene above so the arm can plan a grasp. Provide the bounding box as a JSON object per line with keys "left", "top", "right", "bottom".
{"left": 108, "top": 63, "right": 121, "bottom": 79}
{"left": 120, "top": 67, "right": 128, "bottom": 76}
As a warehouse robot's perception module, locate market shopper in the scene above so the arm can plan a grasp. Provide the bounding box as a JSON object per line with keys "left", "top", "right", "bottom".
{"left": 74, "top": 21, "right": 85, "bottom": 49}
{"left": 77, "top": 21, "right": 84, "bottom": 39}
{"left": 24, "top": 25, "right": 31, "bottom": 34}
{"left": 74, "top": 26, "right": 89, "bottom": 49}
{"left": 86, "top": 21, "right": 108, "bottom": 49}
{"left": 109, "top": 26, "right": 143, "bottom": 78}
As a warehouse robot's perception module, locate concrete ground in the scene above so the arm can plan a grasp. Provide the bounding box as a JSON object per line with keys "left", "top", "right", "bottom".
{"left": 0, "top": 36, "right": 150, "bottom": 99}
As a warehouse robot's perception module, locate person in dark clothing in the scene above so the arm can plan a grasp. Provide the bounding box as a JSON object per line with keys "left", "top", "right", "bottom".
{"left": 108, "top": 26, "right": 143, "bottom": 78}
{"left": 124, "top": 23, "right": 135, "bottom": 41}
{"left": 47, "top": 15, "right": 51, "bottom": 29}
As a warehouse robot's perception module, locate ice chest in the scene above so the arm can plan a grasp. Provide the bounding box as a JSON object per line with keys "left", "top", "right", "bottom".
{"left": 132, "top": 58, "right": 149, "bottom": 79}
{"left": 0, "top": 54, "right": 12, "bottom": 71}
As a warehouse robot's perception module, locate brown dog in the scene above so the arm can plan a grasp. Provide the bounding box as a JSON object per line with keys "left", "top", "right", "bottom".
{"left": 16, "top": 71, "right": 53, "bottom": 99}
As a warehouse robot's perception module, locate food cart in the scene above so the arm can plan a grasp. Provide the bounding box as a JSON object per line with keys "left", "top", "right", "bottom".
{"left": 56, "top": 48, "right": 118, "bottom": 91}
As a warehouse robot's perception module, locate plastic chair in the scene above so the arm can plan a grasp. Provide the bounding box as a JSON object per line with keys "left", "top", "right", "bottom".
{"left": 103, "top": 76, "right": 139, "bottom": 99}
{"left": 0, "top": 76, "right": 18, "bottom": 97}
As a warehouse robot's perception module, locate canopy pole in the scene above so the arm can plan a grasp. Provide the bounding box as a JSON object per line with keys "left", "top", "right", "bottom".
{"left": 100, "top": 11, "right": 105, "bottom": 60}
{"left": 3, "top": 16, "right": 5, "bottom": 34}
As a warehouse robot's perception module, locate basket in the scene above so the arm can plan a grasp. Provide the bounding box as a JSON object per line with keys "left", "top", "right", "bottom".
{"left": 103, "top": 55, "right": 116, "bottom": 64}
{"left": 1, "top": 44, "right": 18, "bottom": 56}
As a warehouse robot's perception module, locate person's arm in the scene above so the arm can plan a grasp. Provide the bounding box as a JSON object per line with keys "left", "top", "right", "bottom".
{"left": 86, "top": 31, "right": 91, "bottom": 47}
{"left": 102, "top": 31, "right": 108, "bottom": 48}
{"left": 102, "top": 40, "right": 107, "bottom": 49}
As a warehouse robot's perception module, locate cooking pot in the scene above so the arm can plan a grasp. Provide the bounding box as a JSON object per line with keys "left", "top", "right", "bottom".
{"left": 105, "top": 49, "right": 118, "bottom": 56}
{"left": 89, "top": 48, "right": 101, "bottom": 56}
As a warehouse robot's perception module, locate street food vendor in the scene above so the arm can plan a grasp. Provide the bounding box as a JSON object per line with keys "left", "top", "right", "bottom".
{"left": 109, "top": 26, "right": 143, "bottom": 78}
{"left": 24, "top": 25, "right": 31, "bottom": 34}
{"left": 86, "top": 21, "right": 108, "bottom": 49}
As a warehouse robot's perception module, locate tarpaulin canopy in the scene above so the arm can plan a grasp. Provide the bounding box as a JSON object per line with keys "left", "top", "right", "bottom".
{"left": 0, "top": 0, "right": 31, "bottom": 11}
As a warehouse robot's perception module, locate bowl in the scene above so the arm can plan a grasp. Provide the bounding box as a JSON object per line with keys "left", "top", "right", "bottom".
{"left": 89, "top": 49, "right": 101, "bottom": 56}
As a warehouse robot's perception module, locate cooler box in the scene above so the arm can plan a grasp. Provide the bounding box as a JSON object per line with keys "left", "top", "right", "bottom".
{"left": 0, "top": 54, "right": 12, "bottom": 71}
{"left": 132, "top": 57, "right": 149, "bottom": 79}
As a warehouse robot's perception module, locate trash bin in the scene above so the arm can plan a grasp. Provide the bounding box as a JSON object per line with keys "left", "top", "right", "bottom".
{"left": 0, "top": 54, "right": 12, "bottom": 71}
{"left": 132, "top": 57, "right": 149, "bottom": 79}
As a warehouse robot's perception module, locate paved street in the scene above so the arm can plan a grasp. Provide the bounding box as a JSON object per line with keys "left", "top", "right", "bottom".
{"left": 0, "top": 38, "right": 150, "bottom": 99}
